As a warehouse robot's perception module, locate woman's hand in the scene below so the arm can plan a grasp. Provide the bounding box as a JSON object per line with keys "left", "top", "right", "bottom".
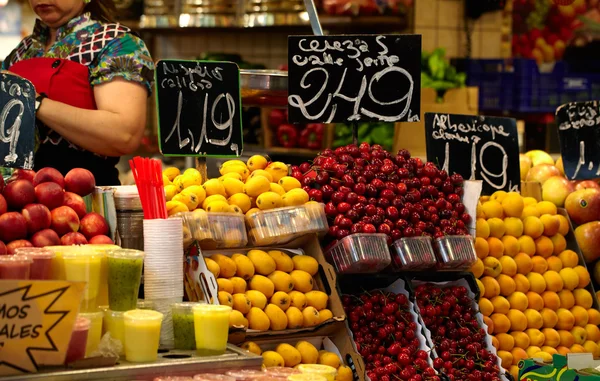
{"left": 35, "top": 77, "right": 148, "bottom": 157}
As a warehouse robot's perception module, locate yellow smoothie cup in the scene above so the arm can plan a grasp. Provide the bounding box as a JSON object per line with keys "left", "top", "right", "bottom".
{"left": 104, "top": 310, "right": 126, "bottom": 355}
{"left": 123, "top": 309, "right": 163, "bottom": 362}
{"left": 79, "top": 311, "right": 103, "bottom": 357}
{"left": 192, "top": 304, "right": 231, "bottom": 356}
{"left": 46, "top": 245, "right": 81, "bottom": 280}
{"left": 87, "top": 244, "right": 120, "bottom": 307}
{"left": 63, "top": 248, "right": 102, "bottom": 312}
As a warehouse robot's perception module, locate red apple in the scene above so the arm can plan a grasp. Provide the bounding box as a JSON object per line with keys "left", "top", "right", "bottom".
{"left": 526, "top": 164, "right": 561, "bottom": 185}
{"left": 61, "top": 232, "right": 88, "bottom": 246}
{"left": 574, "top": 180, "right": 600, "bottom": 191}
{"left": 575, "top": 221, "right": 600, "bottom": 263}
{"left": 0, "top": 212, "right": 27, "bottom": 242}
{"left": 7, "top": 169, "right": 35, "bottom": 184}
{"left": 565, "top": 188, "right": 600, "bottom": 226}
{"left": 3, "top": 179, "right": 35, "bottom": 209}
{"left": 50, "top": 206, "right": 80, "bottom": 236}
{"left": 79, "top": 212, "right": 109, "bottom": 239}
{"left": 31, "top": 229, "right": 61, "bottom": 247}
{"left": 35, "top": 182, "right": 64, "bottom": 210}
{"left": 63, "top": 192, "right": 87, "bottom": 219}
{"left": 0, "top": 241, "right": 6, "bottom": 255}
{"left": 0, "top": 176, "right": 4, "bottom": 193}
{"left": 0, "top": 194, "right": 6, "bottom": 215}
{"left": 542, "top": 176, "right": 574, "bottom": 207}
{"left": 89, "top": 235, "right": 114, "bottom": 244}
{"left": 22, "top": 204, "right": 52, "bottom": 234}
{"left": 33, "top": 167, "right": 65, "bottom": 188}
{"left": 64, "top": 168, "right": 96, "bottom": 196}
{"left": 7, "top": 240, "right": 33, "bottom": 254}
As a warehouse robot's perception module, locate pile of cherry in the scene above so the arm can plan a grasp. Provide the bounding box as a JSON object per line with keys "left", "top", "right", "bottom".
{"left": 342, "top": 290, "right": 440, "bottom": 381}
{"left": 414, "top": 284, "right": 504, "bottom": 381}
{"left": 292, "top": 143, "right": 470, "bottom": 249}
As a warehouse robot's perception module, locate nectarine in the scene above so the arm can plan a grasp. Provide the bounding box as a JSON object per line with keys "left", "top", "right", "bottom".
{"left": 50, "top": 206, "right": 80, "bottom": 236}
{"left": 8, "top": 169, "right": 35, "bottom": 184}
{"left": 35, "top": 182, "right": 64, "bottom": 210}
{"left": 0, "top": 194, "right": 6, "bottom": 215}
{"left": 63, "top": 192, "right": 87, "bottom": 219}
{"left": 0, "top": 212, "right": 27, "bottom": 242}
{"left": 4, "top": 179, "right": 35, "bottom": 209}
{"left": 6, "top": 240, "right": 33, "bottom": 254}
{"left": 89, "top": 235, "right": 114, "bottom": 244}
{"left": 31, "top": 229, "right": 61, "bottom": 247}
{"left": 22, "top": 204, "right": 52, "bottom": 234}
{"left": 61, "top": 232, "right": 88, "bottom": 246}
{"left": 80, "top": 212, "right": 109, "bottom": 239}
{"left": 33, "top": 167, "right": 65, "bottom": 188}
{"left": 565, "top": 189, "right": 600, "bottom": 226}
{"left": 65, "top": 168, "right": 95, "bottom": 196}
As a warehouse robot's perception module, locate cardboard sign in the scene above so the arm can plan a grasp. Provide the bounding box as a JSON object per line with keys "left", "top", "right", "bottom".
{"left": 0, "top": 73, "right": 35, "bottom": 169}
{"left": 287, "top": 35, "right": 421, "bottom": 124}
{"left": 556, "top": 101, "right": 600, "bottom": 180}
{"left": 0, "top": 280, "right": 85, "bottom": 376}
{"left": 425, "top": 113, "right": 520, "bottom": 196}
{"left": 155, "top": 60, "right": 243, "bottom": 157}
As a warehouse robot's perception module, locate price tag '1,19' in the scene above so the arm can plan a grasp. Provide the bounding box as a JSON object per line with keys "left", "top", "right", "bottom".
{"left": 287, "top": 35, "right": 422, "bottom": 124}
{"left": 0, "top": 73, "right": 35, "bottom": 169}
{"left": 155, "top": 60, "right": 243, "bottom": 157}
{"left": 556, "top": 101, "right": 600, "bottom": 180}
{"left": 425, "top": 112, "right": 520, "bottom": 196}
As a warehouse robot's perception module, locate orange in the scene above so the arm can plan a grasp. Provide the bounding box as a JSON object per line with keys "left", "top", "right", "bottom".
{"left": 542, "top": 291, "right": 561, "bottom": 310}
{"left": 541, "top": 328, "right": 560, "bottom": 347}
{"left": 491, "top": 296, "right": 511, "bottom": 314}
{"left": 482, "top": 200, "right": 504, "bottom": 219}
{"left": 534, "top": 236, "right": 554, "bottom": 259}
{"left": 541, "top": 346, "right": 558, "bottom": 355}
{"left": 479, "top": 298, "right": 494, "bottom": 317}
{"left": 490, "top": 191, "right": 508, "bottom": 202}
{"left": 525, "top": 346, "right": 542, "bottom": 358}
{"left": 558, "top": 250, "right": 579, "bottom": 268}
{"left": 504, "top": 217, "right": 524, "bottom": 237}
{"left": 491, "top": 313, "right": 511, "bottom": 334}
{"left": 476, "top": 219, "right": 490, "bottom": 239}
{"left": 518, "top": 236, "right": 536, "bottom": 257}
{"left": 488, "top": 217, "right": 506, "bottom": 238}
{"left": 522, "top": 205, "right": 540, "bottom": 219}
{"left": 583, "top": 341, "right": 600, "bottom": 357}
{"left": 525, "top": 309, "right": 544, "bottom": 329}
{"left": 511, "top": 348, "right": 528, "bottom": 365}
{"left": 556, "top": 346, "right": 571, "bottom": 356}
{"left": 570, "top": 305, "right": 589, "bottom": 327}
{"left": 475, "top": 237, "right": 490, "bottom": 259}
{"left": 497, "top": 332, "right": 515, "bottom": 351}
{"left": 523, "top": 216, "right": 544, "bottom": 239}
{"left": 527, "top": 272, "right": 547, "bottom": 294}
{"left": 507, "top": 309, "right": 528, "bottom": 332}
{"left": 483, "top": 316, "right": 494, "bottom": 334}
{"left": 502, "top": 193, "right": 525, "bottom": 217}
{"left": 526, "top": 329, "right": 545, "bottom": 347}
{"left": 499, "top": 256, "right": 518, "bottom": 276}
{"left": 556, "top": 215, "right": 570, "bottom": 236}
{"left": 588, "top": 308, "right": 600, "bottom": 325}
{"left": 541, "top": 308, "right": 559, "bottom": 329}
{"left": 531, "top": 256, "right": 548, "bottom": 274}
{"left": 514, "top": 253, "right": 533, "bottom": 274}
{"left": 491, "top": 336, "right": 499, "bottom": 350}
{"left": 487, "top": 237, "right": 505, "bottom": 259}
{"left": 570, "top": 344, "right": 586, "bottom": 353}
{"left": 510, "top": 366, "right": 520, "bottom": 380}
{"left": 546, "top": 256, "right": 563, "bottom": 272}
{"left": 523, "top": 197, "right": 538, "bottom": 207}
{"left": 470, "top": 259, "right": 484, "bottom": 278}
{"left": 559, "top": 268, "right": 579, "bottom": 291}
{"left": 536, "top": 201, "right": 558, "bottom": 216}
{"left": 574, "top": 289, "right": 593, "bottom": 309}
{"left": 549, "top": 234, "right": 567, "bottom": 255}
{"left": 527, "top": 291, "right": 545, "bottom": 311}
{"left": 573, "top": 266, "right": 591, "bottom": 288}
{"left": 556, "top": 308, "right": 575, "bottom": 330}
{"left": 497, "top": 274, "right": 516, "bottom": 297}
{"left": 497, "top": 350, "right": 513, "bottom": 369}
{"left": 481, "top": 277, "right": 501, "bottom": 299}
{"left": 543, "top": 271, "right": 564, "bottom": 293}
{"left": 558, "top": 330, "right": 575, "bottom": 347}
{"left": 501, "top": 236, "right": 521, "bottom": 257}
{"left": 558, "top": 290, "right": 575, "bottom": 309}
{"left": 540, "top": 214, "right": 560, "bottom": 236}
{"left": 511, "top": 331, "right": 531, "bottom": 349}
{"left": 585, "top": 324, "right": 600, "bottom": 342}
{"left": 508, "top": 291, "right": 529, "bottom": 311}
{"left": 514, "top": 274, "right": 531, "bottom": 293}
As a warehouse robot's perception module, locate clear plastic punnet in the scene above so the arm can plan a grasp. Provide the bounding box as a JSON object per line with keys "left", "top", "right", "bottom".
{"left": 433, "top": 235, "right": 477, "bottom": 270}
{"left": 325, "top": 233, "right": 391, "bottom": 274}
{"left": 391, "top": 236, "right": 437, "bottom": 270}
{"left": 174, "top": 211, "right": 247, "bottom": 249}
{"left": 245, "top": 203, "right": 328, "bottom": 246}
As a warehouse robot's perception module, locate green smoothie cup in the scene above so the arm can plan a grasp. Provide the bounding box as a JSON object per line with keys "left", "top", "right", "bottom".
{"left": 172, "top": 302, "right": 203, "bottom": 350}
{"left": 107, "top": 249, "right": 145, "bottom": 311}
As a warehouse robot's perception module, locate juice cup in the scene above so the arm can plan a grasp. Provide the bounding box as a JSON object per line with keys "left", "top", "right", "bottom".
{"left": 63, "top": 248, "right": 103, "bottom": 312}
{"left": 88, "top": 244, "right": 119, "bottom": 307}
{"left": 65, "top": 316, "right": 90, "bottom": 363}
{"left": 107, "top": 249, "right": 144, "bottom": 311}
{"left": 123, "top": 309, "right": 163, "bottom": 362}
{"left": 46, "top": 245, "right": 80, "bottom": 280}
{"left": 192, "top": 304, "right": 231, "bottom": 356}
{"left": 79, "top": 311, "right": 103, "bottom": 357}
{"left": 15, "top": 248, "right": 55, "bottom": 280}
{"left": 0, "top": 256, "right": 32, "bottom": 279}
{"left": 172, "top": 302, "right": 201, "bottom": 350}
{"left": 104, "top": 310, "right": 126, "bottom": 354}
{"left": 297, "top": 365, "right": 337, "bottom": 381}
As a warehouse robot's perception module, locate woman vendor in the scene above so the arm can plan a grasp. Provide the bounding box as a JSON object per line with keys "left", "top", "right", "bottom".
{"left": 1, "top": 0, "right": 154, "bottom": 185}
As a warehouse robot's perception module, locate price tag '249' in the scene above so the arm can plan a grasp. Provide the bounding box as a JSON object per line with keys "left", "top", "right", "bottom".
{"left": 155, "top": 60, "right": 243, "bottom": 157}
{"left": 425, "top": 113, "right": 520, "bottom": 196}
{"left": 556, "top": 101, "right": 600, "bottom": 180}
{"left": 287, "top": 35, "right": 421, "bottom": 124}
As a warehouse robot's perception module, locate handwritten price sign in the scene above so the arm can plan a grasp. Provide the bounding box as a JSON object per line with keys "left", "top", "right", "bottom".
{"left": 287, "top": 35, "right": 421, "bottom": 124}
{"left": 155, "top": 60, "right": 243, "bottom": 157}
{"left": 425, "top": 113, "right": 520, "bottom": 196}
{"left": 0, "top": 73, "right": 35, "bottom": 169}
{"left": 556, "top": 101, "right": 600, "bottom": 180}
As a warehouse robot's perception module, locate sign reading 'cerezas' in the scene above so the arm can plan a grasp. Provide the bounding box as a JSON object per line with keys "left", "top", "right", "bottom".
{"left": 155, "top": 60, "right": 243, "bottom": 158}
{"left": 287, "top": 35, "right": 421, "bottom": 124}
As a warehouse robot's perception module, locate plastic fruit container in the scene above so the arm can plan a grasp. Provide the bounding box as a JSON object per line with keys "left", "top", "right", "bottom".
{"left": 174, "top": 211, "right": 247, "bottom": 249}
{"left": 391, "top": 237, "right": 437, "bottom": 270}
{"left": 246, "top": 203, "right": 328, "bottom": 246}
{"left": 433, "top": 235, "right": 477, "bottom": 270}
{"left": 325, "top": 233, "right": 391, "bottom": 274}
{"left": 225, "top": 370, "right": 265, "bottom": 381}
{"left": 193, "top": 374, "right": 236, "bottom": 381}
{"left": 297, "top": 365, "right": 337, "bottom": 381}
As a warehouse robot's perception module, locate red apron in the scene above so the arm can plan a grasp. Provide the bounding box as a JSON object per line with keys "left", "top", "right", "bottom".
{"left": 8, "top": 57, "right": 120, "bottom": 185}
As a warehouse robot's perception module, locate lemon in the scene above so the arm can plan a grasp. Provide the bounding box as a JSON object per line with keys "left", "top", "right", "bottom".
{"left": 163, "top": 167, "right": 180, "bottom": 181}
{"left": 257, "top": 192, "right": 283, "bottom": 210}
{"left": 244, "top": 176, "right": 271, "bottom": 197}
{"left": 283, "top": 189, "right": 309, "bottom": 207}
{"left": 249, "top": 169, "right": 273, "bottom": 182}
{"left": 279, "top": 176, "right": 302, "bottom": 192}
{"left": 164, "top": 185, "right": 178, "bottom": 201}
{"left": 223, "top": 178, "right": 245, "bottom": 196}
{"left": 203, "top": 179, "right": 226, "bottom": 197}
{"left": 247, "top": 155, "right": 268, "bottom": 171}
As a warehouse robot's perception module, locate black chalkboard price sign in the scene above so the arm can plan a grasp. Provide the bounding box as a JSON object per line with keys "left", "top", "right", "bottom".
{"left": 425, "top": 112, "right": 520, "bottom": 196}
{"left": 155, "top": 60, "right": 243, "bottom": 157}
{"left": 287, "top": 35, "right": 421, "bottom": 124}
{"left": 556, "top": 101, "right": 600, "bottom": 180}
{"left": 0, "top": 73, "right": 35, "bottom": 169}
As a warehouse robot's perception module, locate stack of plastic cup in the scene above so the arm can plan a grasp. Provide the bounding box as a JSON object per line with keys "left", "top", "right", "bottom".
{"left": 14, "top": 248, "right": 55, "bottom": 280}
{"left": 0, "top": 256, "right": 33, "bottom": 279}
{"left": 143, "top": 218, "right": 184, "bottom": 348}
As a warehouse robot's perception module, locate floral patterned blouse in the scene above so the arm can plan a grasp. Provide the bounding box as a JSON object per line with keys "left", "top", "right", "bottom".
{"left": 2, "top": 13, "right": 154, "bottom": 92}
